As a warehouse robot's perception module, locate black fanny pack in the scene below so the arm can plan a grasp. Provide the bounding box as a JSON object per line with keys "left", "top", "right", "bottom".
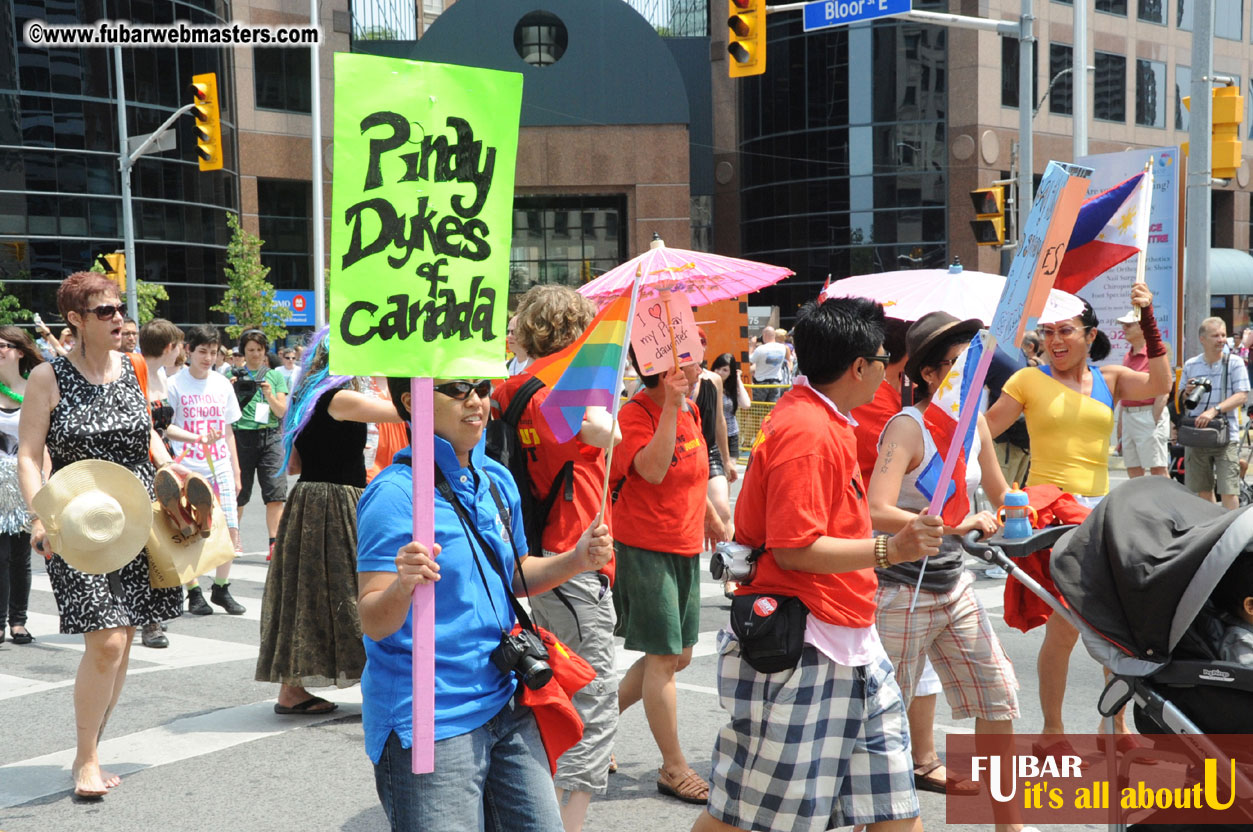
{"left": 729, "top": 593, "right": 809, "bottom": 674}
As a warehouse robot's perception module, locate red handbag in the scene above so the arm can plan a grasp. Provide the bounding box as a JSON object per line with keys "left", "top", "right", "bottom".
{"left": 511, "top": 623, "right": 596, "bottom": 773}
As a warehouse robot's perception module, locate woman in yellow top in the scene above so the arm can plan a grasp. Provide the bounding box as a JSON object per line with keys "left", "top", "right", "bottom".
{"left": 985, "top": 282, "right": 1171, "bottom": 747}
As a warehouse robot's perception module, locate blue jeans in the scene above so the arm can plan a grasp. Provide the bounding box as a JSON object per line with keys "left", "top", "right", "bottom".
{"left": 373, "top": 699, "right": 563, "bottom": 832}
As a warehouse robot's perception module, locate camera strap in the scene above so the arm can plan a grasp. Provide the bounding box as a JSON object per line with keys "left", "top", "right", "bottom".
{"left": 431, "top": 467, "right": 539, "bottom": 635}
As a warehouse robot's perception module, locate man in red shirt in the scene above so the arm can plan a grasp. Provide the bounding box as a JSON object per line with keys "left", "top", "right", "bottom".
{"left": 693, "top": 297, "right": 942, "bottom": 832}
{"left": 1116, "top": 311, "right": 1170, "bottom": 478}
{"left": 613, "top": 349, "right": 728, "bottom": 806}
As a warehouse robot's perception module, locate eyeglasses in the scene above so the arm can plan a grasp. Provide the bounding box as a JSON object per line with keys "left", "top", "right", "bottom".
{"left": 87, "top": 303, "right": 126, "bottom": 320}
{"left": 434, "top": 379, "right": 493, "bottom": 401}
{"left": 862, "top": 353, "right": 891, "bottom": 366}
{"left": 1039, "top": 325, "right": 1086, "bottom": 339}
{"left": 0, "top": 342, "right": 16, "bottom": 352}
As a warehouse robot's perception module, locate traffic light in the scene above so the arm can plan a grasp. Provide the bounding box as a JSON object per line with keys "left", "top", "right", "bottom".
{"left": 191, "top": 72, "right": 223, "bottom": 172}
{"left": 728, "top": 0, "right": 766, "bottom": 78}
{"left": 1183, "top": 86, "right": 1246, "bottom": 179}
{"left": 969, "top": 187, "right": 1005, "bottom": 247}
{"left": 1212, "top": 85, "right": 1244, "bottom": 180}
{"left": 99, "top": 251, "right": 126, "bottom": 291}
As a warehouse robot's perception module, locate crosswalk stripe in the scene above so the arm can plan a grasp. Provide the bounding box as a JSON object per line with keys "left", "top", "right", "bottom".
{"left": 28, "top": 574, "right": 266, "bottom": 621}
{"left": 0, "top": 689, "right": 363, "bottom": 809}
{"left": 12, "top": 611, "right": 257, "bottom": 667}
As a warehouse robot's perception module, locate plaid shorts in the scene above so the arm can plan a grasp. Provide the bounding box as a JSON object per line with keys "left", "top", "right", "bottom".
{"left": 706, "top": 630, "right": 919, "bottom": 831}
{"left": 875, "top": 571, "right": 1019, "bottom": 721}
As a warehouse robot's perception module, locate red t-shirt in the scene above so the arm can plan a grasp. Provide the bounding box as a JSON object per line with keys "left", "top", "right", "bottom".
{"left": 1120, "top": 344, "right": 1155, "bottom": 407}
{"left": 610, "top": 391, "right": 707, "bottom": 556}
{"left": 734, "top": 385, "right": 878, "bottom": 627}
{"left": 492, "top": 375, "right": 612, "bottom": 554}
{"left": 851, "top": 380, "right": 902, "bottom": 485}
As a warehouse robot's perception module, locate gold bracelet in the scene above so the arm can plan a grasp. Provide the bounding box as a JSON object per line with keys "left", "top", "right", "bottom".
{"left": 874, "top": 535, "right": 891, "bottom": 569}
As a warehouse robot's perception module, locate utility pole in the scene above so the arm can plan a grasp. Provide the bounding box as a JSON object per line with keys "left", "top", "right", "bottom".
{"left": 1184, "top": 0, "right": 1214, "bottom": 351}
{"left": 113, "top": 47, "right": 139, "bottom": 323}
{"left": 1073, "top": 0, "right": 1087, "bottom": 159}
{"left": 1016, "top": 0, "right": 1034, "bottom": 242}
{"left": 310, "top": 0, "right": 326, "bottom": 329}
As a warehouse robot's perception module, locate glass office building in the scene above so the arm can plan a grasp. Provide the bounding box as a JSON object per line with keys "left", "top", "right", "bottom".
{"left": 0, "top": 0, "right": 238, "bottom": 325}
{"left": 739, "top": 4, "right": 949, "bottom": 321}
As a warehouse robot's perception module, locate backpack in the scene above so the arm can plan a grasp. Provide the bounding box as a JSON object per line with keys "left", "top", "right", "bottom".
{"left": 485, "top": 376, "right": 574, "bottom": 556}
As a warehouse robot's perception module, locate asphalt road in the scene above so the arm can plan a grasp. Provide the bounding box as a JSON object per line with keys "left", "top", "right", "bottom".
{"left": 0, "top": 467, "right": 1132, "bottom": 831}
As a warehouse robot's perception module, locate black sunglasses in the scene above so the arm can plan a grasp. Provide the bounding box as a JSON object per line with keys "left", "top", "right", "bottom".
{"left": 434, "top": 379, "right": 492, "bottom": 401}
{"left": 87, "top": 303, "right": 126, "bottom": 321}
{"left": 862, "top": 353, "right": 891, "bottom": 365}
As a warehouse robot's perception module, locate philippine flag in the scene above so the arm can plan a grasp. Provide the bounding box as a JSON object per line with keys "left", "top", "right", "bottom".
{"left": 914, "top": 331, "right": 987, "bottom": 527}
{"left": 1053, "top": 170, "right": 1153, "bottom": 295}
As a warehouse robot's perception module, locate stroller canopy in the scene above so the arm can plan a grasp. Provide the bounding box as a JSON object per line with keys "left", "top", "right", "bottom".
{"left": 1050, "top": 477, "right": 1253, "bottom": 669}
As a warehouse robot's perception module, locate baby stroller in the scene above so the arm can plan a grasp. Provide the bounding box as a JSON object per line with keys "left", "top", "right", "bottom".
{"left": 963, "top": 476, "right": 1253, "bottom": 830}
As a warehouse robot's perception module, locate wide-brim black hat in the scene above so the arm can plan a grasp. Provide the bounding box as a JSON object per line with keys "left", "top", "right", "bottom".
{"left": 904, "top": 311, "right": 983, "bottom": 385}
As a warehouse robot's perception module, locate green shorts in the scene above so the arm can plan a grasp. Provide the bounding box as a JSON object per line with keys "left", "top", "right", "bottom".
{"left": 612, "top": 542, "right": 701, "bottom": 655}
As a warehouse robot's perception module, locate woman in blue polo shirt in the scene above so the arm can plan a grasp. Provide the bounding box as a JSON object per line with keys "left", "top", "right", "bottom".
{"left": 356, "top": 376, "right": 612, "bottom": 832}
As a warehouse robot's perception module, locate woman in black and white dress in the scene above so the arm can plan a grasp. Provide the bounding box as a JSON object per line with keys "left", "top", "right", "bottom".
{"left": 17, "top": 272, "right": 185, "bottom": 799}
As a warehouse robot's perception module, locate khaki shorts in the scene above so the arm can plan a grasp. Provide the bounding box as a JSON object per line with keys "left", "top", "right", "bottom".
{"left": 1184, "top": 442, "right": 1241, "bottom": 496}
{"left": 1121, "top": 405, "right": 1170, "bottom": 470}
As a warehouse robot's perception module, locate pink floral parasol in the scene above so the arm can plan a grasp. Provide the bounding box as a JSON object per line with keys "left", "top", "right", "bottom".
{"left": 822, "top": 263, "right": 1085, "bottom": 325}
{"left": 578, "top": 236, "right": 794, "bottom": 306}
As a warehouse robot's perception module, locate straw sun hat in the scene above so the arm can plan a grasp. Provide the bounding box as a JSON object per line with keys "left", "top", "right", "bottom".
{"left": 31, "top": 460, "right": 153, "bottom": 574}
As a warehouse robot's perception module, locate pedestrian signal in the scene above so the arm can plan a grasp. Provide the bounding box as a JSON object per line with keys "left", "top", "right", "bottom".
{"left": 969, "top": 187, "right": 1005, "bottom": 247}
{"left": 99, "top": 251, "right": 126, "bottom": 291}
{"left": 1212, "top": 86, "right": 1244, "bottom": 180}
{"left": 728, "top": 0, "right": 766, "bottom": 78}
{"left": 191, "top": 72, "right": 223, "bottom": 172}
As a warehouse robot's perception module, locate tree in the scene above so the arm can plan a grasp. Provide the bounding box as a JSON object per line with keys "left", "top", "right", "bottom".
{"left": 0, "top": 280, "right": 31, "bottom": 325}
{"left": 211, "top": 212, "right": 287, "bottom": 341}
{"left": 86, "top": 259, "right": 168, "bottom": 324}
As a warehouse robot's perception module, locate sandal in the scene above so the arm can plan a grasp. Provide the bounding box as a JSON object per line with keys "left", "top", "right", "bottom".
{"left": 913, "top": 758, "right": 980, "bottom": 795}
{"left": 656, "top": 766, "right": 709, "bottom": 805}
{"left": 182, "top": 473, "right": 215, "bottom": 539}
{"left": 274, "top": 697, "right": 338, "bottom": 715}
{"left": 1031, "top": 739, "right": 1092, "bottom": 771}
{"left": 154, "top": 467, "right": 195, "bottom": 539}
{"left": 608, "top": 754, "right": 618, "bottom": 775}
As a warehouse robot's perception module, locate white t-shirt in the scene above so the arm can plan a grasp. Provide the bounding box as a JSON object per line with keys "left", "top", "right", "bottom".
{"left": 167, "top": 369, "right": 242, "bottom": 472}
{"left": 750, "top": 342, "right": 789, "bottom": 382}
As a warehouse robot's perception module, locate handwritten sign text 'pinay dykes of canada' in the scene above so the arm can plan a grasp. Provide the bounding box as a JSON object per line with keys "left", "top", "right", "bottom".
{"left": 329, "top": 54, "right": 522, "bottom": 378}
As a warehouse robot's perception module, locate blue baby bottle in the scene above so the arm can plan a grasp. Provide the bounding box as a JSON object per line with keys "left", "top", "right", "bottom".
{"left": 996, "top": 483, "right": 1037, "bottom": 540}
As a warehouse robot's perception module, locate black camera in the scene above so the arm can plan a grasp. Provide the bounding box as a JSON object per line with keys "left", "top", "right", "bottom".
{"left": 231, "top": 366, "right": 259, "bottom": 408}
{"left": 1184, "top": 377, "right": 1213, "bottom": 410}
{"left": 490, "top": 629, "right": 553, "bottom": 690}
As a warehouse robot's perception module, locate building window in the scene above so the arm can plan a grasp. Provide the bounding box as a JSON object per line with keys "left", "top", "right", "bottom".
{"left": 1001, "top": 38, "right": 1038, "bottom": 109}
{"left": 1217, "top": 0, "right": 1242, "bottom": 38}
{"left": 1096, "top": 0, "right": 1128, "bottom": 15}
{"left": 257, "top": 179, "right": 312, "bottom": 291}
{"left": 1178, "top": 0, "right": 1192, "bottom": 29}
{"left": 510, "top": 195, "right": 627, "bottom": 294}
{"left": 514, "top": 11, "right": 568, "bottom": 67}
{"left": 1049, "top": 44, "right": 1073, "bottom": 116}
{"left": 1138, "top": 0, "right": 1165, "bottom": 23}
{"left": 254, "top": 48, "right": 311, "bottom": 113}
{"left": 1094, "top": 52, "right": 1126, "bottom": 122}
{"left": 1136, "top": 59, "right": 1167, "bottom": 127}
{"left": 1175, "top": 65, "right": 1191, "bottom": 130}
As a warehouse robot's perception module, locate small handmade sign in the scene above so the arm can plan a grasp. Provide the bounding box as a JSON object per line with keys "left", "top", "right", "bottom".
{"left": 629, "top": 289, "right": 703, "bottom": 375}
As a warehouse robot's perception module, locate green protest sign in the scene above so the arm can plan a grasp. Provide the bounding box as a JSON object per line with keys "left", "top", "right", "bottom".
{"left": 329, "top": 53, "right": 522, "bottom": 378}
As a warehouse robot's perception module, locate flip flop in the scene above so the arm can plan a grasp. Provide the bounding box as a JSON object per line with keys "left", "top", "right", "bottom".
{"left": 274, "top": 697, "right": 338, "bottom": 715}
{"left": 913, "top": 758, "right": 981, "bottom": 795}
{"left": 656, "top": 766, "right": 709, "bottom": 805}
{"left": 182, "top": 473, "right": 215, "bottom": 539}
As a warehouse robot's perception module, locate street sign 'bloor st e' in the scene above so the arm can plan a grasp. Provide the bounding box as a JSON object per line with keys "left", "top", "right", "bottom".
{"left": 803, "top": 0, "right": 912, "bottom": 31}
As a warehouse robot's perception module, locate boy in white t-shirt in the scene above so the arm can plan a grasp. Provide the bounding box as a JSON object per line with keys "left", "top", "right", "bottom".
{"left": 166, "top": 325, "right": 245, "bottom": 616}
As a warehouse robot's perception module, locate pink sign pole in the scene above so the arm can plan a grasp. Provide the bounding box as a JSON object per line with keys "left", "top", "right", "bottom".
{"left": 409, "top": 377, "right": 435, "bottom": 773}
